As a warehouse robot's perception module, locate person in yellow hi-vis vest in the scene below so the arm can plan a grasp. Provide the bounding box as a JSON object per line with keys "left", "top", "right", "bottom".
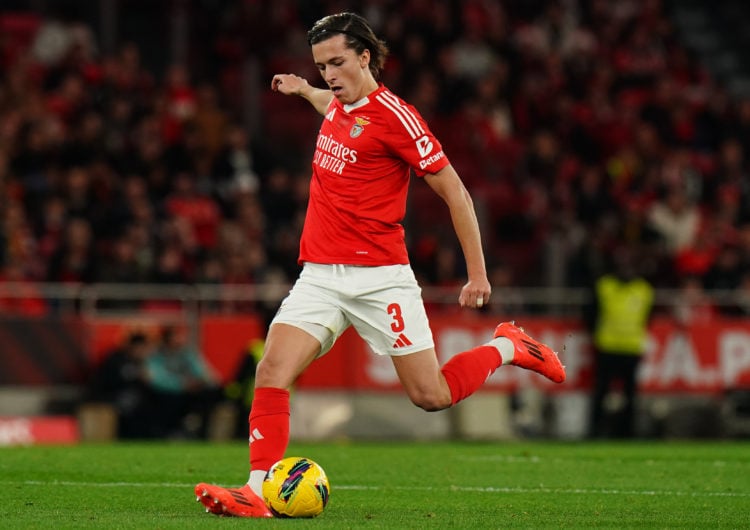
{"left": 587, "top": 246, "right": 654, "bottom": 438}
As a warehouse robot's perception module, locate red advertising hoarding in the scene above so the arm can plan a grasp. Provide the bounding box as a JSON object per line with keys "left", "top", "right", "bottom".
{"left": 295, "top": 316, "right": 750, "bottom": 394}
{"left": 0, "top": 416, "right": 78, "bottom": 445}
{"left": 81, "top": 314, "right": 750, "bottom": 393}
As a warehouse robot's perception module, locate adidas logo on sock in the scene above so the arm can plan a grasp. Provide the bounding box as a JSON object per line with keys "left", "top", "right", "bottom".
{"left": 249, "top": 428, "right": 264, "bottom": 443}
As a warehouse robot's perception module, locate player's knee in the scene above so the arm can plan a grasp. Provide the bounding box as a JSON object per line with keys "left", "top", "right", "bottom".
{"left": 408, "top": 389, "right": 451, "bottom": 412}
{"left": 255, "top": 356, "right": 289, "bottom": 388}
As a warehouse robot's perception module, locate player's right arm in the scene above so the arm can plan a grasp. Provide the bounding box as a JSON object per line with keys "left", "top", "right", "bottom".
{"left": 271, "top": 74, "right": 333, "bottom": 115}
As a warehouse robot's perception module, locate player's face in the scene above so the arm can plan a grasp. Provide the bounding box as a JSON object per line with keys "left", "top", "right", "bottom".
{"left": 312, "top": 34, "right": 377, "bottom": 104}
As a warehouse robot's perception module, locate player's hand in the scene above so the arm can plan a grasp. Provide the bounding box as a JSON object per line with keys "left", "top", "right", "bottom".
{"left": 271, "top": 74, "right": 310, "bottom": 96}
{"left": 459, "top": 278, "right": 491, "bottom": 309}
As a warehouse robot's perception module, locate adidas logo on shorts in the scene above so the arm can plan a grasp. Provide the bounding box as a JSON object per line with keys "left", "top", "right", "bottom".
{"left": 392, "top": 333, "right": 412, "bottom": 349}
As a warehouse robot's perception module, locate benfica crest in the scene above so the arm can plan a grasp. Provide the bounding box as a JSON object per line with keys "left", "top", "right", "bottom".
{"left": 350, "top": 117, "right": 370, "bottom": 138}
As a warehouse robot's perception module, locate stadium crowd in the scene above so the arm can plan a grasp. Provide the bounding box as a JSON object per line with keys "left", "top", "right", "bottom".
{"left": 2, "top": 0, "right": 750, "bottom": 317}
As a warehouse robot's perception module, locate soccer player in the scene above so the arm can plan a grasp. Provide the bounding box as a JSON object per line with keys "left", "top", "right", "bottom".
{"left": 195, "top": 12, "right": 565, "bottom": 517}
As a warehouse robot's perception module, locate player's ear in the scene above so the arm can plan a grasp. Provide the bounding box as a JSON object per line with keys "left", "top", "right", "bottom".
{"left": 359, "top": 49, "right": 370, "bottom": 69}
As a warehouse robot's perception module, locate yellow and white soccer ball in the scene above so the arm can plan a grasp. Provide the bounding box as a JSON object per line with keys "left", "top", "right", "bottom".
{"left": 262, "top": 456, "right": 330, "bottom": 518}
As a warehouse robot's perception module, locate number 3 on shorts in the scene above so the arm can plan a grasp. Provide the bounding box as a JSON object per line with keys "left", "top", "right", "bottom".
{"left": 387, "top": 303, "right": 404, "bottom": 332}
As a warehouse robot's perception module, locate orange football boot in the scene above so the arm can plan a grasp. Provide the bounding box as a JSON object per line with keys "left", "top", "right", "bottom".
{"left": 494, "top": 321, "right": 566, "bottom": 383}
{"left": 195, "top": 483, "right": 273, "bottom": 518}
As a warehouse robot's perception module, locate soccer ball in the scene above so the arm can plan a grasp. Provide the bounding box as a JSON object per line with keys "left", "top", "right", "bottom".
{"left": 262, "top": 456, "right": 330, "bottom": 518}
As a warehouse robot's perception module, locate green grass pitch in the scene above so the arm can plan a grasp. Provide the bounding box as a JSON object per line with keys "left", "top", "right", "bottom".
{"left": 2, "top": 440, "right": 748, "bottom": 528}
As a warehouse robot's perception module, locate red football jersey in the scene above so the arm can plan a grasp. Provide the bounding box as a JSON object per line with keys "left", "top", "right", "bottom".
{"left": 299, "top": 84, "right": 450, "bottom": 265}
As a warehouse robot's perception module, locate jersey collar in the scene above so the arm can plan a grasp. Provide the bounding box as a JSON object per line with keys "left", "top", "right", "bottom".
{"left": 341, "top": 84, "right": 386, "bottom": 113}
{"left": 343, "top": 98, "right": 369, "bottom": 113}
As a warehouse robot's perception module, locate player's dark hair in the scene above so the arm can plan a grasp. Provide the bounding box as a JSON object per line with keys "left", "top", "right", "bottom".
{"left": 307, "top": 12, "right": 389, "bottom": 80}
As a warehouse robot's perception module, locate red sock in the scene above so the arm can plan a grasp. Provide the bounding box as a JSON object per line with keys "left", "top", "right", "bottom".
{"left": 440, "top": 345, "right": 502, "bottom": 406}
{"left": 248, "top": 387, "right": 290, "bottom": 472}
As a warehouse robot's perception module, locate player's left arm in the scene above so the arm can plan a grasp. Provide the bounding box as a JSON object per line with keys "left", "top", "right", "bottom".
{"left": 424, "top": 165, "right": 491, "bottom": 308}
{"left": 271, "top": 73, "right": 333, "bottom": 115}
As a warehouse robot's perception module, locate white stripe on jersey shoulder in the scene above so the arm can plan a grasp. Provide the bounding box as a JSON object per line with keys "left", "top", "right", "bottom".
{"left": 379, "top": 91, "right": 423, "bottom": 134}
{"left": 343, "top": 96, "right": 370, "bottom": 113}
{"left": 375, "top": 90, "right": 424, "bottom": 139}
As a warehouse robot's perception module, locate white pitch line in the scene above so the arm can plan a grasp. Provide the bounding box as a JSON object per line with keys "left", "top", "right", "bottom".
{"left": 456, "top": 455, "right": 750, "bottom": 467}
{"left": 5, "top": 480, "right": 749, "bottom": 498}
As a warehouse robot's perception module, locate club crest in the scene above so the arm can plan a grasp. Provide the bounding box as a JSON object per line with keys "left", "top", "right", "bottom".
{"left": 350, "top": 117, "right": 370, "bottom": 138}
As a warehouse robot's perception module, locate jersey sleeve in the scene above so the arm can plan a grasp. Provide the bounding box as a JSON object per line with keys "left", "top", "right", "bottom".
{"left": 375, "top": 91, "right": 450, "bottom": 177}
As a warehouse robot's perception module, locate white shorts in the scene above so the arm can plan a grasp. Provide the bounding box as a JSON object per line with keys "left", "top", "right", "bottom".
{"left": 271, "top": 262, "right": 434, "bottom": 356}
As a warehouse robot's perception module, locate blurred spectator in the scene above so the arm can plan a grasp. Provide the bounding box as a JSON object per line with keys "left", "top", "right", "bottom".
{"left": 86, "top": 330, "right": 155, "bottom": 439}
{"left": 0, "top": 258, "right": 48, "bottom": 315}
{"left": 34, "top": 194, "right": 68, "bottom": 261}
{"left": 222, "top": 338, "right": 263, "bottom": 438}
{"left": 572, "top": 164, "right": 616, "bottom": 230}
{"left": 160, "top": 63, "right": 196, "bottom": 145}
{"left": 672, "top": 275, "right": 716, "bottom": 327}
{"left": 192, "top": 83, "right": 230, "bottom": 163}
{"left": 46, "top": 216, "right": 97, "bottom": 282}
{"left": 486, "top": 261, "right": 526, "bottom": 316}
{"left": 587, "top": 245, "right": 654, "bottom": 439}
{"left": 647, "top": 186, "right": 701, "bottom": 255}
{"left": 733, "top": 272, "right": 750, "bottom": 317}
{"left": 97, "top": 234, "right": 148, "bottom": 284}
{"left": 145, "top": 325, "right": 221, "bottom": 438}
{"left": 712, "top": 138, "right": 750, "bottom": 216}
{"left": 260, "top": 167, "right": 297, "bottom": 237}
{"left": 212, "top": 123, "right": 260, "bottom": 211}
{"left": 449, "top": 5, "right": 498, "bottom": 82}
{"left": 673, "top": 227, "right": 718, "bottom": 280}
{"left": 30, "top": 5, "right": 96, "bottom": 67}
{"left": 567, "top": 219, "right": 614, "bottom": 288}
{"left": 61, "top": 166, "right": 100, "bottom": 224}
{"left": 101, "top": 41, "right": 154, "bottom": 104}
{"left": 737, "top": 223, "right": 750, "bottom": 271}
{"left": 703, "top": 243, "right": 744, "bottom": 303}
{"left": 1, "top": 200, "right": 42, "bottom": 278}
{"left": 164, "top": 172, "right": 221, "bottom": 250}
{"left": 152, "top": 243, "right": 190, "bottom": 284}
